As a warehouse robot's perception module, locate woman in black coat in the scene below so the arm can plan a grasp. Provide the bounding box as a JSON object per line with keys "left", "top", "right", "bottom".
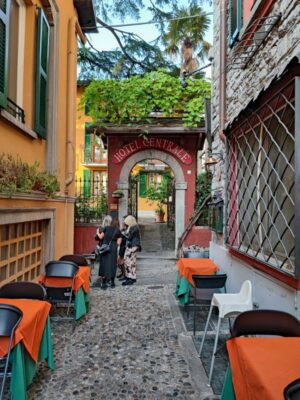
{"left": 122, "top": 215, "right": 141, "bottom": 286}
{"left": 96, "top": 216, "right": 121, "bottom": 289}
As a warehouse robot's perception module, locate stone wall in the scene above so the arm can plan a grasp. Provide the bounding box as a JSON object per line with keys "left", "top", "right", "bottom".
{"left": 210, "top": 0, "right": 300, "bottom": 231}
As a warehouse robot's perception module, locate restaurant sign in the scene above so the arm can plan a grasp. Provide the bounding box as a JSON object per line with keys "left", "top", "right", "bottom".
{"left": 113, "top": 138, "right": 192, "bottom": 165}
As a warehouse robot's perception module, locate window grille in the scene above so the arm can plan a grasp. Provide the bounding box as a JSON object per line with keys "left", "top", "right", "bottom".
{"left": 0, "top": 221, "right": 44, "bottom": 285}
{"left": 226, "top": 78, "right": 296, "bottom": 275}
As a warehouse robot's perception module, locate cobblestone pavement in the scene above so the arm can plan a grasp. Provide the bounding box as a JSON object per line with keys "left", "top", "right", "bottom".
{"left": 27, "top": 255, "right": 215, "bottom": 400}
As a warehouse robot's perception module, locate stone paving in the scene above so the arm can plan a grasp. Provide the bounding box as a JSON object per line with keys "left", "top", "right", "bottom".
{"left": 26, "top": 252, "right": 218, "bottom": 400}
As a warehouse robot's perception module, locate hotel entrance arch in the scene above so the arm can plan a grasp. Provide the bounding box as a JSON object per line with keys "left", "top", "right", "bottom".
{"left": 117, "top": 150, "right": 187, "bottom": 248}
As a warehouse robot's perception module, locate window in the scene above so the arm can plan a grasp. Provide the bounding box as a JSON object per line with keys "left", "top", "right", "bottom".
{"left": 230, "top": 0, "right": 243, "bottom": 45}
{"left": 93, "top": 171, "right": 107, "bottom": 195}
{"left": 0, "top": 221, "right": 44, "bottom": 285}
{"left": 35, "top": 7, "right": 50, "bottom": 137}
{"left": 226, "top": 77, "right": 296, "bottom": 276}
{"left": 0, "top": 0, "right": 10, "bottom": 108}
{"left": 84, "top": 125, "right": 107, "bottom": 163}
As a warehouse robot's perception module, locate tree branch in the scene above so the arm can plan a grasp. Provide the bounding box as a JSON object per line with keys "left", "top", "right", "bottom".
{"left": 96, "top": 16, "right": 152, "bottom": 71}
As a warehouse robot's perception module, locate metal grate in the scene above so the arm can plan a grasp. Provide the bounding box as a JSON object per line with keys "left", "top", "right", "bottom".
{"left": 75, "top": 176, "right": 108, "bottom": 223}
{"left": 226, "top": 79, "right": 295, "bottom": 275}
{"left": 227, "top": 14, "right": 281, "bottom": 70}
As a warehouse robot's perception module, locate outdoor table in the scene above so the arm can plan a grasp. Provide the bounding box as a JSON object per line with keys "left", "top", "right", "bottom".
{"left": 39, "top": 266, "right": 91, "bottom": 320}
{"left": 221, "top": 337, "right": 300, "bottom": 400}
{"left": 176, "top": 258, "right": 220, "bottom": 305}
{"left": 0, "top": 298, "right": 54, "bottom": 400}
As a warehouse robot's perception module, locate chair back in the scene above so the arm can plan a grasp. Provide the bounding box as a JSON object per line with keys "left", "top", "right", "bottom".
{"left": 239, "top": 280, "right": 252, "bottom": 304}
{"left": 231, "top": 309, "right": 300, "bottom": 338}
{"left": 0, "top": 304, "right": 23, "bottom": 337}
{"left": 192, "top": 274, "right": 227, "bottom": 290}
{"left": 0, "top": 282, "right": 46, "bottom": 300}
{"left": 284, "top": 378, "right": 300, "bottom": 400}
{"left": 59, "top": 254, "right": 89, "bottom": 266}
{"left": 183, "top": 250, "right": 209, "bottom": 259}
{"left": 45, "top": 261, "right": 79, "bottom": 278}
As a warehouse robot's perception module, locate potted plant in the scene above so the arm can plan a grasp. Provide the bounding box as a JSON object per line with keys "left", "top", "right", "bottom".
{"left": 154, "top": 202, "right": 165, "bottom": 223}
{"left": 145, "top": 179, "right": 168, "bottom": 223}
{"left": 112, "top": 189, "right": 124, "bottom": 199}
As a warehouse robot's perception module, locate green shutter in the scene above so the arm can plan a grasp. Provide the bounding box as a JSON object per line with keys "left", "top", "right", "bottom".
{"left": 35, "top": 8, "right": 50, "bottom": 138}
{"left": 83, "top": 169, "right": 91, "bottom": 197}
{"left": 0, "top": 0, "right": 10, "bottom": 108}
{"left": 139, "top": 172, "right": 147, "bottom": 197}
{"left": 84, "top": 127, "right": 92, "bottom": 163}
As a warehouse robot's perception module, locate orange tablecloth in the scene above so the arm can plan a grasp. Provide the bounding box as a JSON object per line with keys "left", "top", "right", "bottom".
{"left": 0, "top": 298, "right": 51, "bottom": 362}
{"left": 177, "top": 258, "right": 220, "bottom": 286}
{"left": 39, "top": 266, "right": 90, "bottom": 294}
{"left": 227, "top": 337, "right": 300, "bottom": 400}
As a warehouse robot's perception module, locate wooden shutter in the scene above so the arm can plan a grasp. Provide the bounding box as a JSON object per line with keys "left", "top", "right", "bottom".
{"left": 0, "top": 0, "right": 10, "bottom": 108}
{"left": 84, "top": 128, "right": 92, "bottom": 163}
{"left": 139, "top": 172, "right": 147, "bottom": 197}
{"left": 83, "top": 169, "right": 91, "bottom": 197}
{"left": 35, "top": 8, "right": 50, "bottom": 138}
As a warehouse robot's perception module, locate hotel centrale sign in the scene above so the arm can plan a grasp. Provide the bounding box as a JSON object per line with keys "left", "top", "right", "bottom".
{"left": 113, "top": 138, "right": 192, "bottom": 165}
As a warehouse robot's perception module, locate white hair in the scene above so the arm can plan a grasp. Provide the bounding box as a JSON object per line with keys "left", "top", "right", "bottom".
{"left": 102, "top": 215, "right": 112, "bottom": 227}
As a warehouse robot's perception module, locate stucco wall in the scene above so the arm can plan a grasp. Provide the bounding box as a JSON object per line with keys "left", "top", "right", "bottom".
{"left": 210, "top": 241, "right": 300, "bottom": 318}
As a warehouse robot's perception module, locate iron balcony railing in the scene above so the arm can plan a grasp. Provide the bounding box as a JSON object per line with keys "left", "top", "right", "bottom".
{"left": 6, "top": 98, "right": 25, "bottom": 123}
{"left": 75, "top": 176, "right": 108, "bottom": 223}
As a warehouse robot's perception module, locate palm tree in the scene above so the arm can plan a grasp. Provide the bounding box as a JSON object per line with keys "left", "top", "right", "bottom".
{"left": 163, "top": 4, "right": 211, "bottom": 74}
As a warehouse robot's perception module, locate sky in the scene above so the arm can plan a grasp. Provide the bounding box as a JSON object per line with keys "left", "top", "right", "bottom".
{"left": 87, "top": 1, "right": 213, "bottom": 78}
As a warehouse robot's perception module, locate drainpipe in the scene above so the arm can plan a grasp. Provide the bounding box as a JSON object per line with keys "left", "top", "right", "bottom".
{"left": 219, "top": 0, "right": 227, "bottom": 142}
{"left": 65, "top": 16, "right": 77, "bottom": 194}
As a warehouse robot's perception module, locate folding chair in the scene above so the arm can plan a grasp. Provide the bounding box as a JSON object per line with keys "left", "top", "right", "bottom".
{"left": 59, "top": 254, "right": 89, "bottom": 266}
{"left": 0, "top": 282, "right": 46, "bottom": 300}
{"left": 191, "top": 274, "right": 227, "bottom": 335}
{"left": 0, "top": 304, "right": 23, "bottom": 400}
{"left": 43, "top": 261, "right": 79, "bottom": 318}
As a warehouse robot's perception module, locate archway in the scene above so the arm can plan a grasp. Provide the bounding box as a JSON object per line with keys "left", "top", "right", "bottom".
{"left": 117, "top": 150, "right": 187, "bottom": 249}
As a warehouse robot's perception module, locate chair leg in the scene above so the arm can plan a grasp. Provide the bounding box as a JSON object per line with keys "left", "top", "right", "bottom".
{"left": 208, "top": 316, "right": 222, "bottom": 386}
{"left": 193, "top": 287, "right": 196, "bottom": 336}
{"left": 199, "top": 303, "right": 213, "bottom": 356}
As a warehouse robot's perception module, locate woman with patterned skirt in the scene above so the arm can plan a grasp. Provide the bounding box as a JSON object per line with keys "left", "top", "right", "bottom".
{"left": 122, "top": 215, "right": 142, "bottom": 286}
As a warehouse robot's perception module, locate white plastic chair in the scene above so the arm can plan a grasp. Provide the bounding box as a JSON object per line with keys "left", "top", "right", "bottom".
{"left": 199, "top": 280, "right": 253, "bottom": 385}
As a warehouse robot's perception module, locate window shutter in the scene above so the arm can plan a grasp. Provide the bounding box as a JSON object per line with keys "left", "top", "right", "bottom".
{"left": 229, "top": 0, "right": 243, "bottom": 45}
{"left": 84, "top": 129, "right": 92, "bottom": 163}
{"left": 0, "top": 0, "right": 10, "bottom": 108}
{"left": 35, "top": 8, "right": 50, "bottom": 138}
{"left": 83, "top": 169, "right": 91, "bottom": 197}
{"left": 139, "top": 172, "right": 147, "bottom": 197}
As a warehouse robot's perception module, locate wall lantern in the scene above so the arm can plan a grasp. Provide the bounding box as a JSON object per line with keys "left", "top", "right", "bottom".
{"left": 204, "top": 152, "right": 224, "bottom": 168}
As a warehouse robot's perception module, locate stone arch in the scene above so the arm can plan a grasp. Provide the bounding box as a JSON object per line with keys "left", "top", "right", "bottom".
{"left": 118, "top": 150, "right": 187, "bottom": 248}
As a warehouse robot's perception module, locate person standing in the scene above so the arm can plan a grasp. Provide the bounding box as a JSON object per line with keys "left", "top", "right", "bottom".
{"left": 122, "top": 215, "right": 141, "bottom": 286}
{"left": 96, "top": 216, "right": 122, "bottom": 289}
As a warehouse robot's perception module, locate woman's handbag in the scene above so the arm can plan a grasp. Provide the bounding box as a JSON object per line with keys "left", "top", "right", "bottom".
{"left": 98, "top": 243, "right": 111, "bottom": 255}
{"left": 95, "top": 228, "right": 118, "bottom": 256}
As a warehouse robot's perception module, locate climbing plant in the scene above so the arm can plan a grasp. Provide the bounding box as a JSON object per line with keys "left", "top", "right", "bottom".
{"left": 81, "top": 70, "right": 211, "bottom": 129}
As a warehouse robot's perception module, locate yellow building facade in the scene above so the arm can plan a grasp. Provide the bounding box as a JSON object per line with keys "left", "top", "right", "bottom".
{"left": 0, "top": 0, "right": 97, "bottom": 284}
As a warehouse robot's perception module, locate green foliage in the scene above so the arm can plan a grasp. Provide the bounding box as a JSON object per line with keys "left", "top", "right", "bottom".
{"left": 79, "top": 1, "right": 211, "bottom": 79}
{"left": 82, "top": 70, "right": 211, "bottom": 129}
{"left": 163, "top": 4, "right": 211, "bottom": 61}
{"left": 195, "top": 171, "right": 212, "bottom": 211}
{"left": 145, "top": 176, "right": 169, "bottom": 214}
{"left": 75, "top": 193, "right": 108, "bottom": 222}
{"left": 0, "top": 154, "right": 60, "bottom": 197}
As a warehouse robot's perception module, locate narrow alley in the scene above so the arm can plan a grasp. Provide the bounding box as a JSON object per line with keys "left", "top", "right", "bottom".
{"left": 27, "top": 223, "right": 213, "bottom": 400}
